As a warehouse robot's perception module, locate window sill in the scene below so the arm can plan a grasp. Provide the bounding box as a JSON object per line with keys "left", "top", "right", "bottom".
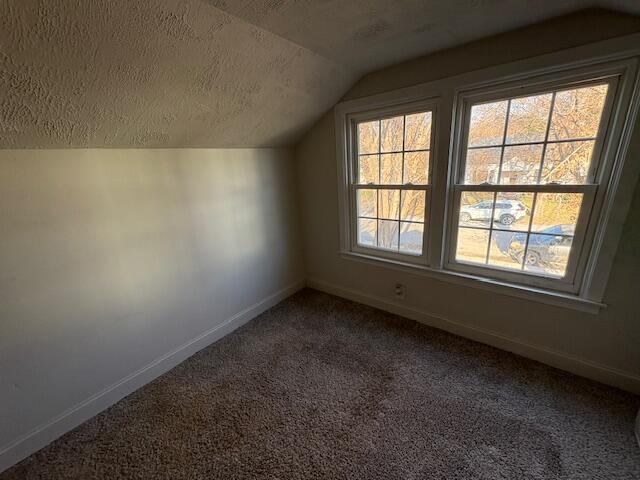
{"left": 339, "top": 250, "right": 606, "bottom": 314}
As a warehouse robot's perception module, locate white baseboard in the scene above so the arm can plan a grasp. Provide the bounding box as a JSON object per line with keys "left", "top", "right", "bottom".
{"left": 0, "top": 279, "right": 305, "bottom": 474}
{"left": 307, "top": 277, "right": 640, "bottom": 395}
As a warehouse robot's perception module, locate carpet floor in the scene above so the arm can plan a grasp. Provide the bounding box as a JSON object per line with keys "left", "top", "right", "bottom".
{"left": 2, "top": 288, "right": 639, "bottom": 479}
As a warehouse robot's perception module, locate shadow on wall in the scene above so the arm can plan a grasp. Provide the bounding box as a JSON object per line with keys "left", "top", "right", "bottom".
{"left": 0, "top": 148, "right": 302, "bottom": 450}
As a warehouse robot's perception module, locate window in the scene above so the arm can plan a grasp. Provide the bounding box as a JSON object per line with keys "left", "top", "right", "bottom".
{"left": 336, "top": 45, "right": 640, "bottom": 309}
{"left": 448, "top": 80, "right": 612, "bottom": 290}
{"left": 350, "top": 104, "right": 434, "bottom": 263}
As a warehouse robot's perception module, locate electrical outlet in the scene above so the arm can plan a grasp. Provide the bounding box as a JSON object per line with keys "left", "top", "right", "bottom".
{"left": 394, "top": 283, "right": 405, "bottom": 299}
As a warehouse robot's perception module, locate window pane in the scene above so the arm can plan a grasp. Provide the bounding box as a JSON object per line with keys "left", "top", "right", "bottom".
{"left": 459, "top": 192, "right": 494, "bottom": 228}
{"left": 404, "top": 112, "right": 431, "bottom": 151}
{"left": 352, "top": 110, "right": 433, "bottom": 258}
{"left": 505, "top": 93, "right": 552, "bottom": 144}
{"left": 454, "top": 192, "right": 579, "bottom": 278}
{"left": 378, "top": 220, "right": 399, "bottom": 249}
{"left": 492, "top": 192, "right": 533, "bottom": 230}
{"left": 530, "top": 193, "right": 582, "bottom": 233}
{"left": 549, "top": 84, "right": 608, "bottom": 140}
{"left": 468, "top": 100, "right": 508, "bottom": 147}
{"left": 488, "top": 231, "right": 525, "bottom": 270}
{"left": 357, "top": 218, "right": 377, "bottom": 247}
{"left": 464, "top": 147, "right": 501, "bottom": 184}
{"left": 400, "top": 222, "right": 423, "bottom": 254}
{"left": 500, "top": 144, "right": 543, "bottom": 185}
{"left": 380, "top": 153, "right": 402, "bottom": 184}
{"left": 524, "top": 233, "right": 573, "bottom": 278}
{"left": 403, "top": 151, "right": 429, "bottom": 184}
{"left": 541, "top": 140, "right": 594, "bottom": 184}
{"left": 455, "top": 227, "right": 489, "bottom": 264}
{"left": 378, "top": 189, "right": 400, "bottom": 220}
{"left": 358, "top": 154, "right": 379, "bottom": 184}
{"left": 401, "top": 190, "right": 425, "bottom": 222}
{"left": 381, "top": 116, "right": 404, "bottom": 152}
{"left": 358, "top": 120, "right": 379, "bottom": 154}
{"left": 449, "top": 80, "right": 612, "bottom": 282}
{"left": 357, "top": 189, "right": 377, "bottom": 218}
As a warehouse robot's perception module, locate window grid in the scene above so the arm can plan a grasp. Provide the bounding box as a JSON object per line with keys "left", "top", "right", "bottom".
{"left": 521, "top": 93, "right": 556, "bottom": 267}
{"left": 354, "top": 111, "right": 432, "bottom": 256}
{"left": 462, "top": 86, "right": 606, "bottom": 186}
{"left": 493, "top": 99, "right": 511, "bottom": 188}
{"left": 453, "top": 82, "right": 609, "bottom": 280}
{"left": 465, "top": 137, "right": 597, "bottom": 150}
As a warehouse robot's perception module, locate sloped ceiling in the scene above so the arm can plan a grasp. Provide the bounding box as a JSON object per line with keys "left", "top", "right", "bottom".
{"left": 1, "top": 0, "right": 639, "bottom": 148}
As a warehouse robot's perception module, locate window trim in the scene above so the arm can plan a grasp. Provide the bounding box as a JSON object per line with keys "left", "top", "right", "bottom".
{"left": 335, "top": 33, "right": 640, "bottom": 312}
{"left": 345, "top": 99, "right": 439, "bottom": 265}
{"left": 444, "top": 69, "right": 622, "bottom": 294}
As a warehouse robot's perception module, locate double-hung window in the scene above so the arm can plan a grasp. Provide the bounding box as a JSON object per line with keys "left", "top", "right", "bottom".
{"left": 447, "top": 78, "right": 614, "bottom": 292}
{"left": 351, "top": 103, "right": 434, "bottom": 262}
{"left": 336, "top": 42, "right": 640, "bottom": 309}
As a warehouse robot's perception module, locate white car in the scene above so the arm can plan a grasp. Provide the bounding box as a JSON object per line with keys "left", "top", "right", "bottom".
{"left": 459, "top": 199, "right": 527, "bottom": 226}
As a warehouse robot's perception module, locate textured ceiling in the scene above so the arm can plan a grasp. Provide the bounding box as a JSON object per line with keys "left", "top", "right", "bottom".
{"left": 1, "top": 1, "right": 639, "bottom": 148}
{"left": 0, "top": 0, "right": 354, "bottom": 148}
{"left": 211, "top": 0, "right": 640, "bottom": 74}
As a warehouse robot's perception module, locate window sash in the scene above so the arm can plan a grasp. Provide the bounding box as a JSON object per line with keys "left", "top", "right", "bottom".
{"left": 347, "top": 102, "right": 436, "bottom": 264}
{"left": 349, "top": 184, "right": 431, "bottom": 262}
{"left": 444, "top": 72, "right": 621, "bottom": 292}
{"left": 445, "top": 184, "right": 597, "bottom": 292}
{"left": 453, "top": 76, "right": 620, "bottom": 187}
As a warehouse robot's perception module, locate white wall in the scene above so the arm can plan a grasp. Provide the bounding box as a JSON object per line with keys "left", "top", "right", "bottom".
{"left": 0, "top": 148, "right": 304, "bottom": 467}
{"left": 296, "top": 20, "right": 640, "bottom": 394}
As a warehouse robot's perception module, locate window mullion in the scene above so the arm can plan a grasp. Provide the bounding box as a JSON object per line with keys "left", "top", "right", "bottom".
{"left": 536, "top": 92, "right": 557, "bottom": 184}
{"left": 426, "top": 98, "right": 452, "bottom": 269}
{"left": 399, "top": 116, "right": 406, "bottom": 250}
{"left": 486, "top": 96, "right": 510, "bottom": 263}
{"left": 453, "top": 183, "right": 594, "bottom": 194}
{"left": 484, "top": 192, "right": 497, "bottom": 264}
{"left": 466, "top": 137, "right": 597, "bottom": 150}
{"left": 356, "top": 184, "right": 429, "bottom": 190}
{"left": 518, "top": 191, "right": 539, "bottom": 271}
{"left": 495, "top": 99, "right": 511, "bottom": 184}
{"left": 377, "top": 120, "right": 381, "bottom": 248}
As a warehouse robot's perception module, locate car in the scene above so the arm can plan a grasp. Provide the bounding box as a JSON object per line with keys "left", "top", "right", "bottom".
{"left": 459, "top": 199, "right": 528, "bottom": 226}
{"left": 494, "top": 224, "right": 575, "bottom": 267}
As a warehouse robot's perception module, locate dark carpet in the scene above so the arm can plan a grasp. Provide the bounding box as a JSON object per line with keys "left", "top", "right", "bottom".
{"left": 3, "top": 288, "right": 639, "bottom": 479}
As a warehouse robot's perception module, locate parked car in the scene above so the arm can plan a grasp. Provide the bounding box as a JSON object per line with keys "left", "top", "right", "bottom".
{"left": 494, "top": 224, "right": 574, "bottom": 266}
{"left": 459, "top": 199, "right": 527, "bottom": 226}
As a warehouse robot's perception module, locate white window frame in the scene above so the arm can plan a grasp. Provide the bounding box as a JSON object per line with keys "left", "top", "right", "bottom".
{"left": 445, "top": 69, "right": 620, "bottom": 294}
{"left": 335, "top": 33, "right": 640, "bottom": 313}
{"left": 347, "top": 99, "right": 438, "bottom": 265}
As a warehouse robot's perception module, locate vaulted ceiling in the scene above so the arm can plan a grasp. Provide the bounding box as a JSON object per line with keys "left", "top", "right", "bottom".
{"left": 1, "top": 1, "right": 639, "bottom": 148}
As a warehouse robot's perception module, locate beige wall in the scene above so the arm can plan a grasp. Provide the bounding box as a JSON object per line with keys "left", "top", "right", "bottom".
{"left": 0, "top": 148, "right": 303, "bottom": 457}
{"left": 296, "top": 18, "right": 640, "bottom": 392}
